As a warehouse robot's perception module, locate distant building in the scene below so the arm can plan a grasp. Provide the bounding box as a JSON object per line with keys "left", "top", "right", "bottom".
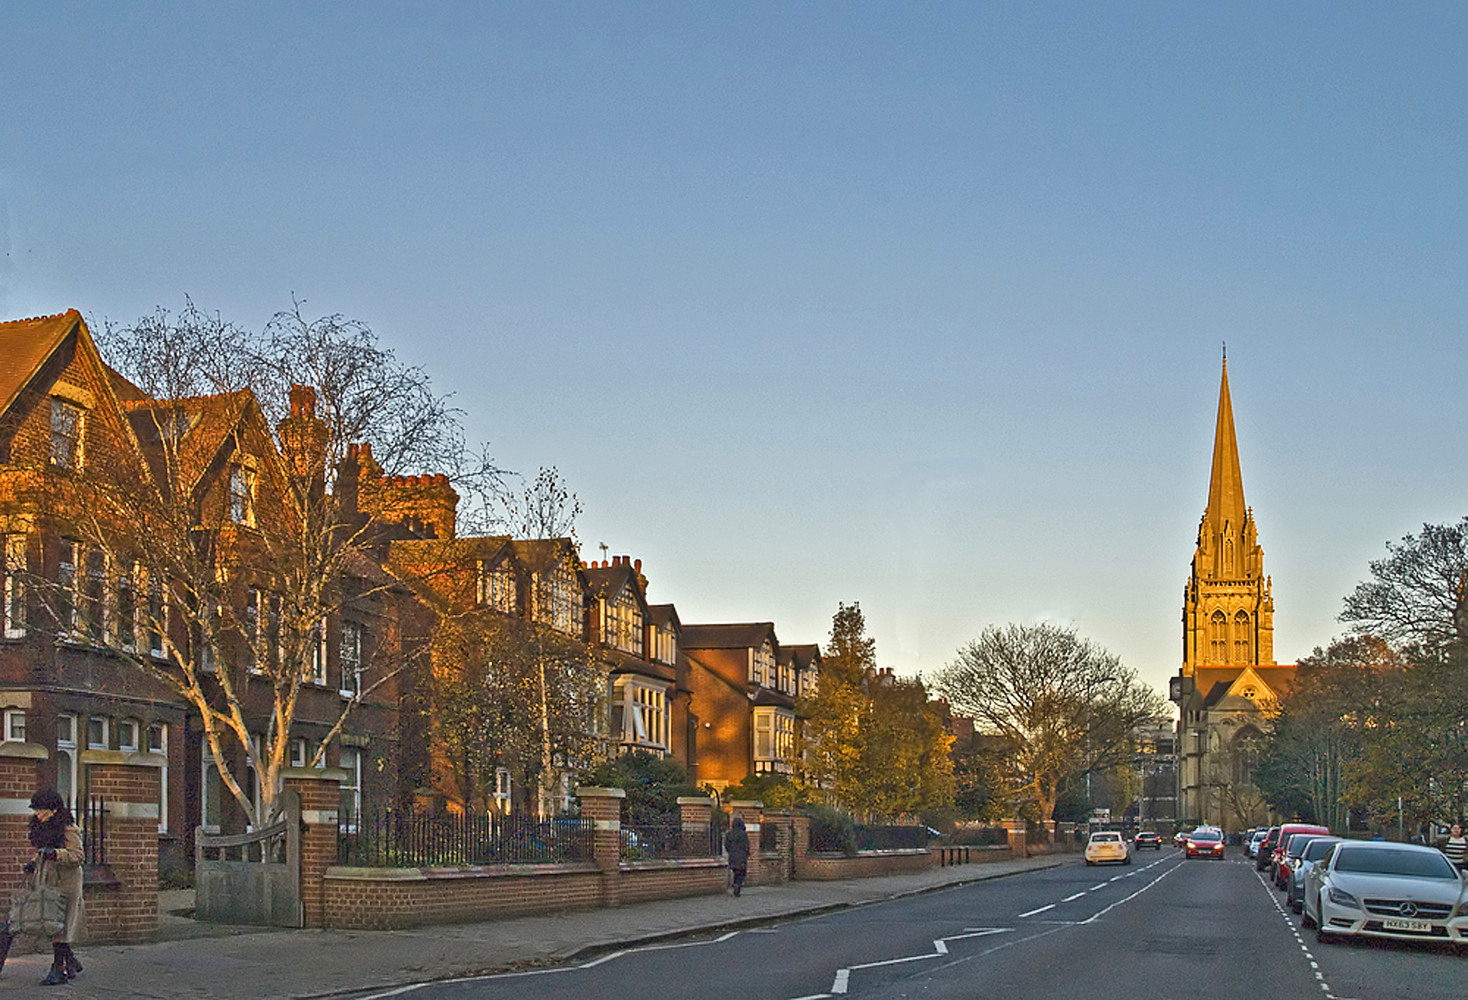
{"left": 1170, "top": 357, "right": 1295, "bottom": 831}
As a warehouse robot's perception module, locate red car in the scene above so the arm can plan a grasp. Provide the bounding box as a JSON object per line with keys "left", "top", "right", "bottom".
{"left": 1268, "top": 823, "right": 1329, "bottom": 882}
{"left": 1184, "top": 827, "right": 1225, "bottom": 859}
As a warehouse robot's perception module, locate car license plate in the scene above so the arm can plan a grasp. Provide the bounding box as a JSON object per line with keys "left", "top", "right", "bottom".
{"left": 1382, "top": 917, "right": 1432, "bottom": 933}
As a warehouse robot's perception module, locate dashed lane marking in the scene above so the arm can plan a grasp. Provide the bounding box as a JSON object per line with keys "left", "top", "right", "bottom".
{"left": 1018, "top": 904, "right": 1055, "bottom": 917}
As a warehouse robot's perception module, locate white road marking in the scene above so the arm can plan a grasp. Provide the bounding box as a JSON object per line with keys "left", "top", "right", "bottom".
{"left": 1089, "top": 883, "right": 1109, "bottom": 891}
{"left": 350, "top": 931, "right": 742, "bottom": 998}
{"left": 1062, "top": 892, "right": 1086, "bottom": 901}
{"left": 827, "top": 928, "right": 1009, "bottom": 995}
{"left": 1018, "top": 904, "right": 1055, "bottom": 917}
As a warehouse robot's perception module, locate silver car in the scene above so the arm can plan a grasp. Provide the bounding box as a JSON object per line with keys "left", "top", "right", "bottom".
{"left": 1286, "top": 836, "right": 1341, "bottom": 913}
{"left": 1302, "top": 840, "right": 1468, "bottom": 948}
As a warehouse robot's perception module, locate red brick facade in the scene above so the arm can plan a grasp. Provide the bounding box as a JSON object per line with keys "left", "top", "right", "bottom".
{"left": 82, "top": 753, "right": 161, "bottom": 942}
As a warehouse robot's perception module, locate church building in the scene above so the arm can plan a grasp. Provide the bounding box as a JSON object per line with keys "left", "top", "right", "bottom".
{"left": 1171, "top": 357, "right": 1296, "bottom": 830}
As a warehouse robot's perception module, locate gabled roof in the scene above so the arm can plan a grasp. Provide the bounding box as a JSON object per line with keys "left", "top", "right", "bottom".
{"left": 782, "top": 643, "right": 821, "bottom": 671}
{"left": 681, "top": 622, "right": 778, "bottom": 652}
{"left": 1195, "top": 665, "right": 1296, "bottom": 708}
{"left": 582, "top": 563, "right": 641, "bottom": 603}
{"left": 125, "top": 390, "right": 262, "bottom": 500}
{"left": 0, "top": 310, "right": 83, "bottom": 418}
{"left": 646, "top": 603, "right": 681, "bottom": 632}
{"left": 510, "top": 538, "right": 579, "bottom": 574}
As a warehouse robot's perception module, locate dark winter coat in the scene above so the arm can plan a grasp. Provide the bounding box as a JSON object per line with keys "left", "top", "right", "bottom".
{"left": 724, "top": 820, "right": 751, "bottom": 870}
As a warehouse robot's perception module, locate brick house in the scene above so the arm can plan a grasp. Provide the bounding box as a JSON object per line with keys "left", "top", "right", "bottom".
{"left": 680, "top": 623, "right": 813, "bottom": 790}
{"left": 0, "top": 311, "right": 409, "bottom": 869}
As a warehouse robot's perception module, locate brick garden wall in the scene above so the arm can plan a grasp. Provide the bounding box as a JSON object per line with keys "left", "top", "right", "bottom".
{"left": 323, "top": 865, "right": 604, "bottom": 930}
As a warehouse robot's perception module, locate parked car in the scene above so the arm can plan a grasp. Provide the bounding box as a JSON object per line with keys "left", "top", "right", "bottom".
{"left": 1287, "top": 836, "right": 1342, "bottom": 913}
{"left": 1185, "top": 827, "right": 1226, "bottom": 860}
{"left": 1134, "top": 832, "right": 1163, "bottom": 850}
{"left": 1270, "top": 824, "right": 1331, "bottom": 882}
{"left": 1247, "top": 829, "right": 1269, "bottom": 859}
{"left": 1173, "top": 830, "right": 1189, "bottom": 848}
{"left": 1302, "top": 840, "right": 1468, "bottom": 949}
{"left": 1254, "top": 826, "right": 1282, "bottom": 871}
{"left": 1085, "top": 831, "right": 1131, "bottom": 866}
{"left": 1276, "top": 832, "right": 1327, "bottom": 889}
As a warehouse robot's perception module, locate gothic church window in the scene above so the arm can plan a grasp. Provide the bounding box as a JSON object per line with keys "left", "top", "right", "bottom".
{"left": 1233, "top": 610, "right": 1252, "bottom": 663}
{"left": 1209, "top": 611, "right": 1227, "bottom": 662}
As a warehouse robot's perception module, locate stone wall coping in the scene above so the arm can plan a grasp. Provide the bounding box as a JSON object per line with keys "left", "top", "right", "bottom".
{"left": 324, "top": 862, "right": 598, "bottom": 881}
{"left": 727, "top": 799, "right": 764, "bottom": 808}
{"left": 282, "top": 767, "right": 350, "bottom": 782}
{"left": 675, "top": 796, "right": 715, "bottom": 806}
{"left": 807, "top": 848, "right": 932, "bottom": 859}
{"left": 620, "top": 857, "right": 727, "bottom": 873}
{"left": 0, "top": 741, "right": 48, "bottom": 760}
{"left": 575, "top": 786, "right": 626, "bottom": 799}
{"left": 79, "top": 749, "right": 167, "bottom": 767}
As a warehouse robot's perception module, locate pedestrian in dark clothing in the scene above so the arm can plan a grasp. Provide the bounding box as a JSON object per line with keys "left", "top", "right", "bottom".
{"left": 724, "top": 814, "right": 751, "bottom": 896}
{"left": 0, "top": 789, "right": 85, "bottom": 985}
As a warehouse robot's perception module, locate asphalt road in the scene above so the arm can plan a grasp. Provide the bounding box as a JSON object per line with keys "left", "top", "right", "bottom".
{"left": 354, "top": 850, "right": 1465, "bottom": 1000}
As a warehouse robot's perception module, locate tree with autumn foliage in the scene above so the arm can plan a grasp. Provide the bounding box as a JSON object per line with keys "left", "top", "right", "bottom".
{"left": 797, "top": 602, "right": 954, "bottom": 818}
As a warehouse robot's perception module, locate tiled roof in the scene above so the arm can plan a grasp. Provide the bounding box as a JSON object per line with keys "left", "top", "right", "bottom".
{"left": 0, "top": 310, "right": 83, "bottom": 417}
{"left": 582, "top": 563, "right": 637, "bottom": 600}
{"left": 125, "top": 390, "right": 256, "bottom": 496}
{"left": 646, "top": 603, "right": 680, "bottom": 631}
{"left": 681, "top": 622, "right": 777, "bottom": 651}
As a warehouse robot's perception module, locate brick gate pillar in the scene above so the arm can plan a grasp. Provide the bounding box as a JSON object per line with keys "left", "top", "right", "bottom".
{"left": 788, "top": 812, "right": 811, "bottom": 879}
{"left": 0, "top": 743, "right": 46, "bottom": 905}
{"left": 677, "top": 796, "right": 714, "bottom": 857}
{"left": 576, "top": 786, "right": 625, "bottom": 906}
{"left": 283, "top": 767, "right": 346, "bottom": 928}
{"left": 82, "top": 750, "right": 165, "bottom": 942}
{"left": 1003, "top": 819, "right": 1028, "bottom": 858}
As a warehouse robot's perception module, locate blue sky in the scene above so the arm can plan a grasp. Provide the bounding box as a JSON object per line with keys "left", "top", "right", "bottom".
{"left": 4, "top": 2, "right": 1466, "bottom": 695}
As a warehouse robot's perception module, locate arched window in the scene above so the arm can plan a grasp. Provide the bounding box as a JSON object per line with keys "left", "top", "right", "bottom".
{"left": 1233, "top": 611, "right": 1252, "bottom": 664}
{"left": 1209, "top": 611, "right": 1227, "bottom": 662}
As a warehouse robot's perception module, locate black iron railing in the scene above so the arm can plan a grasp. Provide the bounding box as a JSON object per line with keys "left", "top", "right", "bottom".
{"left": 80, "top": 796, "right": 107, "bottom": 865}
{"left": 338, "top": 809, "right": 595, "bottom": 867}
{"left": 623, "top": 811, "right": 722, "bottom": 859}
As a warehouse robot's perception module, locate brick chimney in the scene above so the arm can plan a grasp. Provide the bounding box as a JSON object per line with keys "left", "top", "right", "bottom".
{"left": 278, "top": 384, "right": 328, "bottom": 494}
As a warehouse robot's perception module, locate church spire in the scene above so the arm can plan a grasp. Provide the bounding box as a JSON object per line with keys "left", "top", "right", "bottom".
{"left": 1205, "top": 355, "right": 1247, "bottom": 536}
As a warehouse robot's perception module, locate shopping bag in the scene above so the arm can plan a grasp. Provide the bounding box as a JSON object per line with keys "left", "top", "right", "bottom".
{"left": 7, "top": 860, "right": 67, "bottom": 937}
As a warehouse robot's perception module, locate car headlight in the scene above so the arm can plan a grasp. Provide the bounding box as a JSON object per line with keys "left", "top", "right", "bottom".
{"left": 1454, "top": 900, "right": 1468, "bottom": 918}
{"left": 1326, "top": 886, "right": 1360, "bottom": 909}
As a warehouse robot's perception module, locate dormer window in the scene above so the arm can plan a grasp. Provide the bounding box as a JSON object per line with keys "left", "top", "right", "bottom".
{"left": 535, "top": 562, "right": 582, "bottom": 636}
{"left": 477, "top": 561, "right": 516, "bottom": 613}
{"left": 604, "top": 590, "right": 643, "bottom": 656}
{"left": 49, "top": 399, "right": 82, "bottom": 470}
{"left": 229, "top": 465, "right": 256, "bottom": 525}
{"left": 752, "top": 640, "right": 775, "bottom": 687}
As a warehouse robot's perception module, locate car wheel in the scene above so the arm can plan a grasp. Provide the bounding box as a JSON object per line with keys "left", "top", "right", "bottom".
{"left": 1314, "top": 899, "right": 1334, "bottom": 944}
{"left": 1085, "top": 859, "right": 1094, "bottom": 866}
{"left": 1290, "top": 899, "right": 1302, "bottom": 914}
{"left": 1301, "top": 905, "right": 1316, "bottom": 929}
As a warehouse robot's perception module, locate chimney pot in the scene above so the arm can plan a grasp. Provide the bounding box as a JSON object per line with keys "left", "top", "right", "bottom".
{"left": 634, "top": 559, "right": 642, "bottom": 573}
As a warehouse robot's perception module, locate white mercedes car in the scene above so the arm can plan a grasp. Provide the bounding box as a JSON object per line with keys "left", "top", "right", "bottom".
{"left": 1301, "top": 840, "right": 1468, "bottom": 950}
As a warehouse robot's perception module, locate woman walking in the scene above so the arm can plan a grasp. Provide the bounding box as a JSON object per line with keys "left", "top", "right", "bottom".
{"left": 724, "top": 814, "right": 750, "bottom": 897}
{"left": 0, "top": 790, "right": 84, "bottom": 985}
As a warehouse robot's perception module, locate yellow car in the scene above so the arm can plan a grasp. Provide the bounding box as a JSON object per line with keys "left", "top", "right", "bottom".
{"left": 1085, "top": 830, "right": 1131, "bottom": 866}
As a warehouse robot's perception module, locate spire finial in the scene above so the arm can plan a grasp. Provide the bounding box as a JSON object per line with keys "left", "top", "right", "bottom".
{"left": 1222, "top": 341, "right": 1227, "bottom": 364}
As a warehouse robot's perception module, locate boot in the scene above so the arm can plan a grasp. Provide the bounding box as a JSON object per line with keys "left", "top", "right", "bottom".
{"left": 40, "top": 944, "right": 66, "bottom": 986}
{"left": 59, "top": 942, "right": 81, "bottom": 979}
{"left": 0, "top": 927, "right": 13, "bottom": 973}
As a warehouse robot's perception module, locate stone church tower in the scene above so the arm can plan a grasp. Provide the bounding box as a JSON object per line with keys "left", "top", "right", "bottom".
{"left": 1172, "top": 357, "right": 1294, "bottom": 830}
{"left": 1181, "top": 357, "right": 1275, "bottom": 672}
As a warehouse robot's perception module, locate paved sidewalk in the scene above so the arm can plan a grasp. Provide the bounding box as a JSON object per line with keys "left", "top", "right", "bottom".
{"left": 0, "top": 854, "right": 1069, "bottom": 999}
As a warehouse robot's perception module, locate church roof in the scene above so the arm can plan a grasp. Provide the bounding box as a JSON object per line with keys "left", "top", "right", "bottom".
{"left": 1194, "top": 665, "right": 1296, "bottom": 707}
